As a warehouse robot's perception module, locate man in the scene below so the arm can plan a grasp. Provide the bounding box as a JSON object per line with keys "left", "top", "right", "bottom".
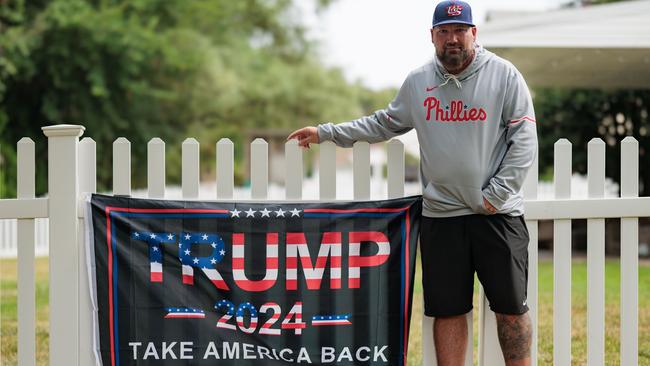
{"left": 287, "top": 1, "right": 536, "bottom": 365}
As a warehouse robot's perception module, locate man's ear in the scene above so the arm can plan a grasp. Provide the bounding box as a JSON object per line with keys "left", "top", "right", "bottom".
{"left": 430, "top": 28, "right": 435, "bottom": 43}
{"left": 471, "top": 26, "right": 477, "bottom": 41}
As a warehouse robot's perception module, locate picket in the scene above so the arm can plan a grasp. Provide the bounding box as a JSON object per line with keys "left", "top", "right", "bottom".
{"left": 17, "top": 138, "right": 35, "bottom": 366}
{"left": 387, "top": 140, "right": 405, "bottom": 199}
{"left": 285, "top": 139, "right": 303, "bottom": 200}
{"left": 148, "top": 138, "right": 165, "bottom": 199}
{"left": 182, "top": 138, "right": 200, "bottom": 199}
{"left": 251, "top": 138, "right": 268, "bottom": 200}
{"left": 113, "top": 138, "right": 131, "bottom": 196}
{"left": 553, "top": 138, "right": 572, "bottom": 366}
{"left": 587, "top": 138, "right": 606, "bottom": 366}
{"left": 620, "top": 136, "right": 639, "bottom": 366}
{"left": 524, "top": 147, "right": 540, "bottom": 366}
{"left": 353, "top": 141, "right": 370, "bottom": 200}
{"left": 216, "top": 138, "right": 234, "bottom": 199}
{"left": 319, "top": 141, "right": 336, "bottom": 200}
{"left": 78, "top": 137, "right": 96, "bottom": 366}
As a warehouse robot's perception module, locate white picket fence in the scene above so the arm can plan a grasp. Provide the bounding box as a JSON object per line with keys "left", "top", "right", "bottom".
{"left": 0, "top": 125, "right": 645, "bottom": 366}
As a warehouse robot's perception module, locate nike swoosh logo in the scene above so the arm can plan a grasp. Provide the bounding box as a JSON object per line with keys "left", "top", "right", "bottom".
{"left": 426, "top": 86, "right": 438, "bottom": 92}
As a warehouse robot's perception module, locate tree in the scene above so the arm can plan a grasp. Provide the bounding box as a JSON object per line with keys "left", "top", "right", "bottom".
{"left": 535, "top": 89, "right": 650, "bottom": 195}
{"left": 2, "top": 0, "right": 396, "bottom": 196}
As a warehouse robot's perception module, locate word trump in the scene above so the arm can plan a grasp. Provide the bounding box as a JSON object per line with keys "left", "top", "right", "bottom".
{"left": 133, "top": 231, "right": 391, "bottom": 292}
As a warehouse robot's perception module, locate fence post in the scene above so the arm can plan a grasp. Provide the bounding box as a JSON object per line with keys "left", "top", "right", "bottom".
{"left": 42, "top": 124, "right": 85, "bottom": 366}
{"left": 17, "top": 137, "right": 36, "bottom": 366}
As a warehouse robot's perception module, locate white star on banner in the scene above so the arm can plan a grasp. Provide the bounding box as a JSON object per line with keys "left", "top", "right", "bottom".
{"left": 184, "top": 249, "right": 191, "bottom": 255}
{"left": 210, "top": 258, "right": 217, "bottom": 264}
{"left": 150, "top": 233, "right": 156, "bottom": 239}
{"left": 202, "top": 234, "right": 208, "bottom": 240}
{"left": 184, "top": 234, "right": 191, "bottom": 240}
{"left": 193, "top": 258, "right": 199, "bottom": 264}
{"left": 260, "top": 208, "right": 271, "bottom": 217}
{"left": 134, "top": 232, "right": 140, "bottom": 237}
{"left": 211, "top": 242, "right": 217, "bottom": 248}
{"left": 245, "top": 208, "right": 256, "bottom": 217}
{"left": 230, "top": 208, "right": 241, "bottom": 218}
{"left": 167, "top": 234, "right": 174, "bottom": 240}
{"left": 290, "top": 208, "right": 301, "bottom": 217}
{"left": 275, "top": 208, "right": 286, "bottom": 217}
{"left": 219, "top": 249, "right": 226, "bottom": 256}
{"left": 152, "top": 246, "right": 159, "bottom": 252}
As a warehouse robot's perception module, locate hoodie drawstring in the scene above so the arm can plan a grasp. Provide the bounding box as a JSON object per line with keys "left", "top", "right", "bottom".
{"left": 440, "top": 73, "right": 462, "bottom": 89}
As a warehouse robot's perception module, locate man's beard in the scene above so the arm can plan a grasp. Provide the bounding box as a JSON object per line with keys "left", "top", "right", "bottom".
{"left": 437, "top": 47, "right": 471, "bottom": 69}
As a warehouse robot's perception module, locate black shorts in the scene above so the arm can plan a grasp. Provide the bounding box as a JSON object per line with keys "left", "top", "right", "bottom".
{"left": 420, "top": 214, "right": 529, "bottom": 317}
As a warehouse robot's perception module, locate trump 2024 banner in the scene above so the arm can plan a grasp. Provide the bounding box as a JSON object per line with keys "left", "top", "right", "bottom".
{"left": 85, "top": 194, "right": 421, "bottom": 366}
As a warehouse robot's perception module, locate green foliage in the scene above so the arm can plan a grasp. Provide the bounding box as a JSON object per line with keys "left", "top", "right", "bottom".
{"left": 534, "top": 89, "right": 650, "bottom": 195}
{"left": 1, "top": 0, "right": 398, "bottom": 195}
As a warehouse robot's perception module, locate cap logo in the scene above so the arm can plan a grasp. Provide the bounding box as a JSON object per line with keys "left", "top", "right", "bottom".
{"left": 447, "top": 4, "right": 463, "bottom": 16}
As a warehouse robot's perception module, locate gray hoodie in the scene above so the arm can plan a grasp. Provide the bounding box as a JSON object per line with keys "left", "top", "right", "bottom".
{"left": 318, "top": 46, "right": 537, "bottom": 217}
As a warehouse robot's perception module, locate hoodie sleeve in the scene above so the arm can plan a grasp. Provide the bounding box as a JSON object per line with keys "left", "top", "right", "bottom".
{"left": 482, "top": 69, "right": 538, "bottom": 210}
{"left": 317, "top": 77, "right": 414, "bottom": 147}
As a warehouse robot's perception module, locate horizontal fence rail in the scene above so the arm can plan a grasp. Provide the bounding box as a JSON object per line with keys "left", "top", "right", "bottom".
{"left": 0, "top": 126, "right": 644, "bottom": 366}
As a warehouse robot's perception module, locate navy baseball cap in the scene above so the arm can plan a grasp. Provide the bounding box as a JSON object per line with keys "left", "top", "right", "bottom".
{"left": 432, "top": 1, "right": 474, "bottom": 28}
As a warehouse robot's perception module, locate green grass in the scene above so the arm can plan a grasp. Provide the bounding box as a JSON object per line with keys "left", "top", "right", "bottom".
{"left": 1, "top": 257, "right": 649, "bottom": 365}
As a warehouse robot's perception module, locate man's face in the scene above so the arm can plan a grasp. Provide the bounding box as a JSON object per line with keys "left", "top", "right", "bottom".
{"left": 430, "top": 24, "right": 477, "bottom": 70}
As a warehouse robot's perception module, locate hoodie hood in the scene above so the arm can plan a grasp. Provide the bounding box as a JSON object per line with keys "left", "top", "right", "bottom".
{"left": 434, "top": 44, "right": 494, "bottom": 88}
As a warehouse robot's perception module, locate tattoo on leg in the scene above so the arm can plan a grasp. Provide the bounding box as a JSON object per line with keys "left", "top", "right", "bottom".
{"left": 495, "top": 313, "right": 532, "bottom": 361}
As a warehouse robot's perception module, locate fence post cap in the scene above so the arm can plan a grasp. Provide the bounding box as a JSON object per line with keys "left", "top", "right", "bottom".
{"left": 41, "top": 124, "right": 85, "bottom": 137}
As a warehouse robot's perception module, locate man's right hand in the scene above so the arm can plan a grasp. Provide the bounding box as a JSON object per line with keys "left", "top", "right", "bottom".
{"left": 287, "top": 126, "right": 319, "bottom": 148}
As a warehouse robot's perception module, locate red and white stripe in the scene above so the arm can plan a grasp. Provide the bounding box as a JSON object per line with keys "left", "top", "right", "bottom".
{"left": 259, "top": 303, "right": 281, "bottom": 336}
{"left": 286, "top": 232, "right": 342, "bottom": 290}
{"left": 150, "top": 261, "right": 162, "bottom": 282}
{"left": 348, "top": 232, "right": 390, "bottom": 288}
{"left": 182, "top": 264, "right": 194, "bottom": 285}
{"left": 202, "top": 268, "right": 229, "bottom": 290}
{"left": 509, "top": 116, "right": 536, "bottom": 125}
{"left": 181, "top": 264, "right": 229, "bottom": 290}
{"left": 232, "top": 233, "right": 278, "bottom": 291}
{"left": 236, "top": 317, "right": 258, "bottom": 334}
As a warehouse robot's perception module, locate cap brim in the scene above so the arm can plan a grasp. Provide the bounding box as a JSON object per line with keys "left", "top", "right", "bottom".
{"left": 432, "top": 20, "right": 475, "bottom": 27}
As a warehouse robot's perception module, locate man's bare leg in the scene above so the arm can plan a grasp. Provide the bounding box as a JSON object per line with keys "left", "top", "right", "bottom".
{"left": 434, "top": 314, "right": 467, "bottom": 366}
{"left": 495, "top": 312, "right": 532, "bottom": 366}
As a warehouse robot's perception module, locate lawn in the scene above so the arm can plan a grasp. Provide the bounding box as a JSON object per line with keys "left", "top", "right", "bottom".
{"left": 1, "top": 257, "right": 649, "bottom": 365}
